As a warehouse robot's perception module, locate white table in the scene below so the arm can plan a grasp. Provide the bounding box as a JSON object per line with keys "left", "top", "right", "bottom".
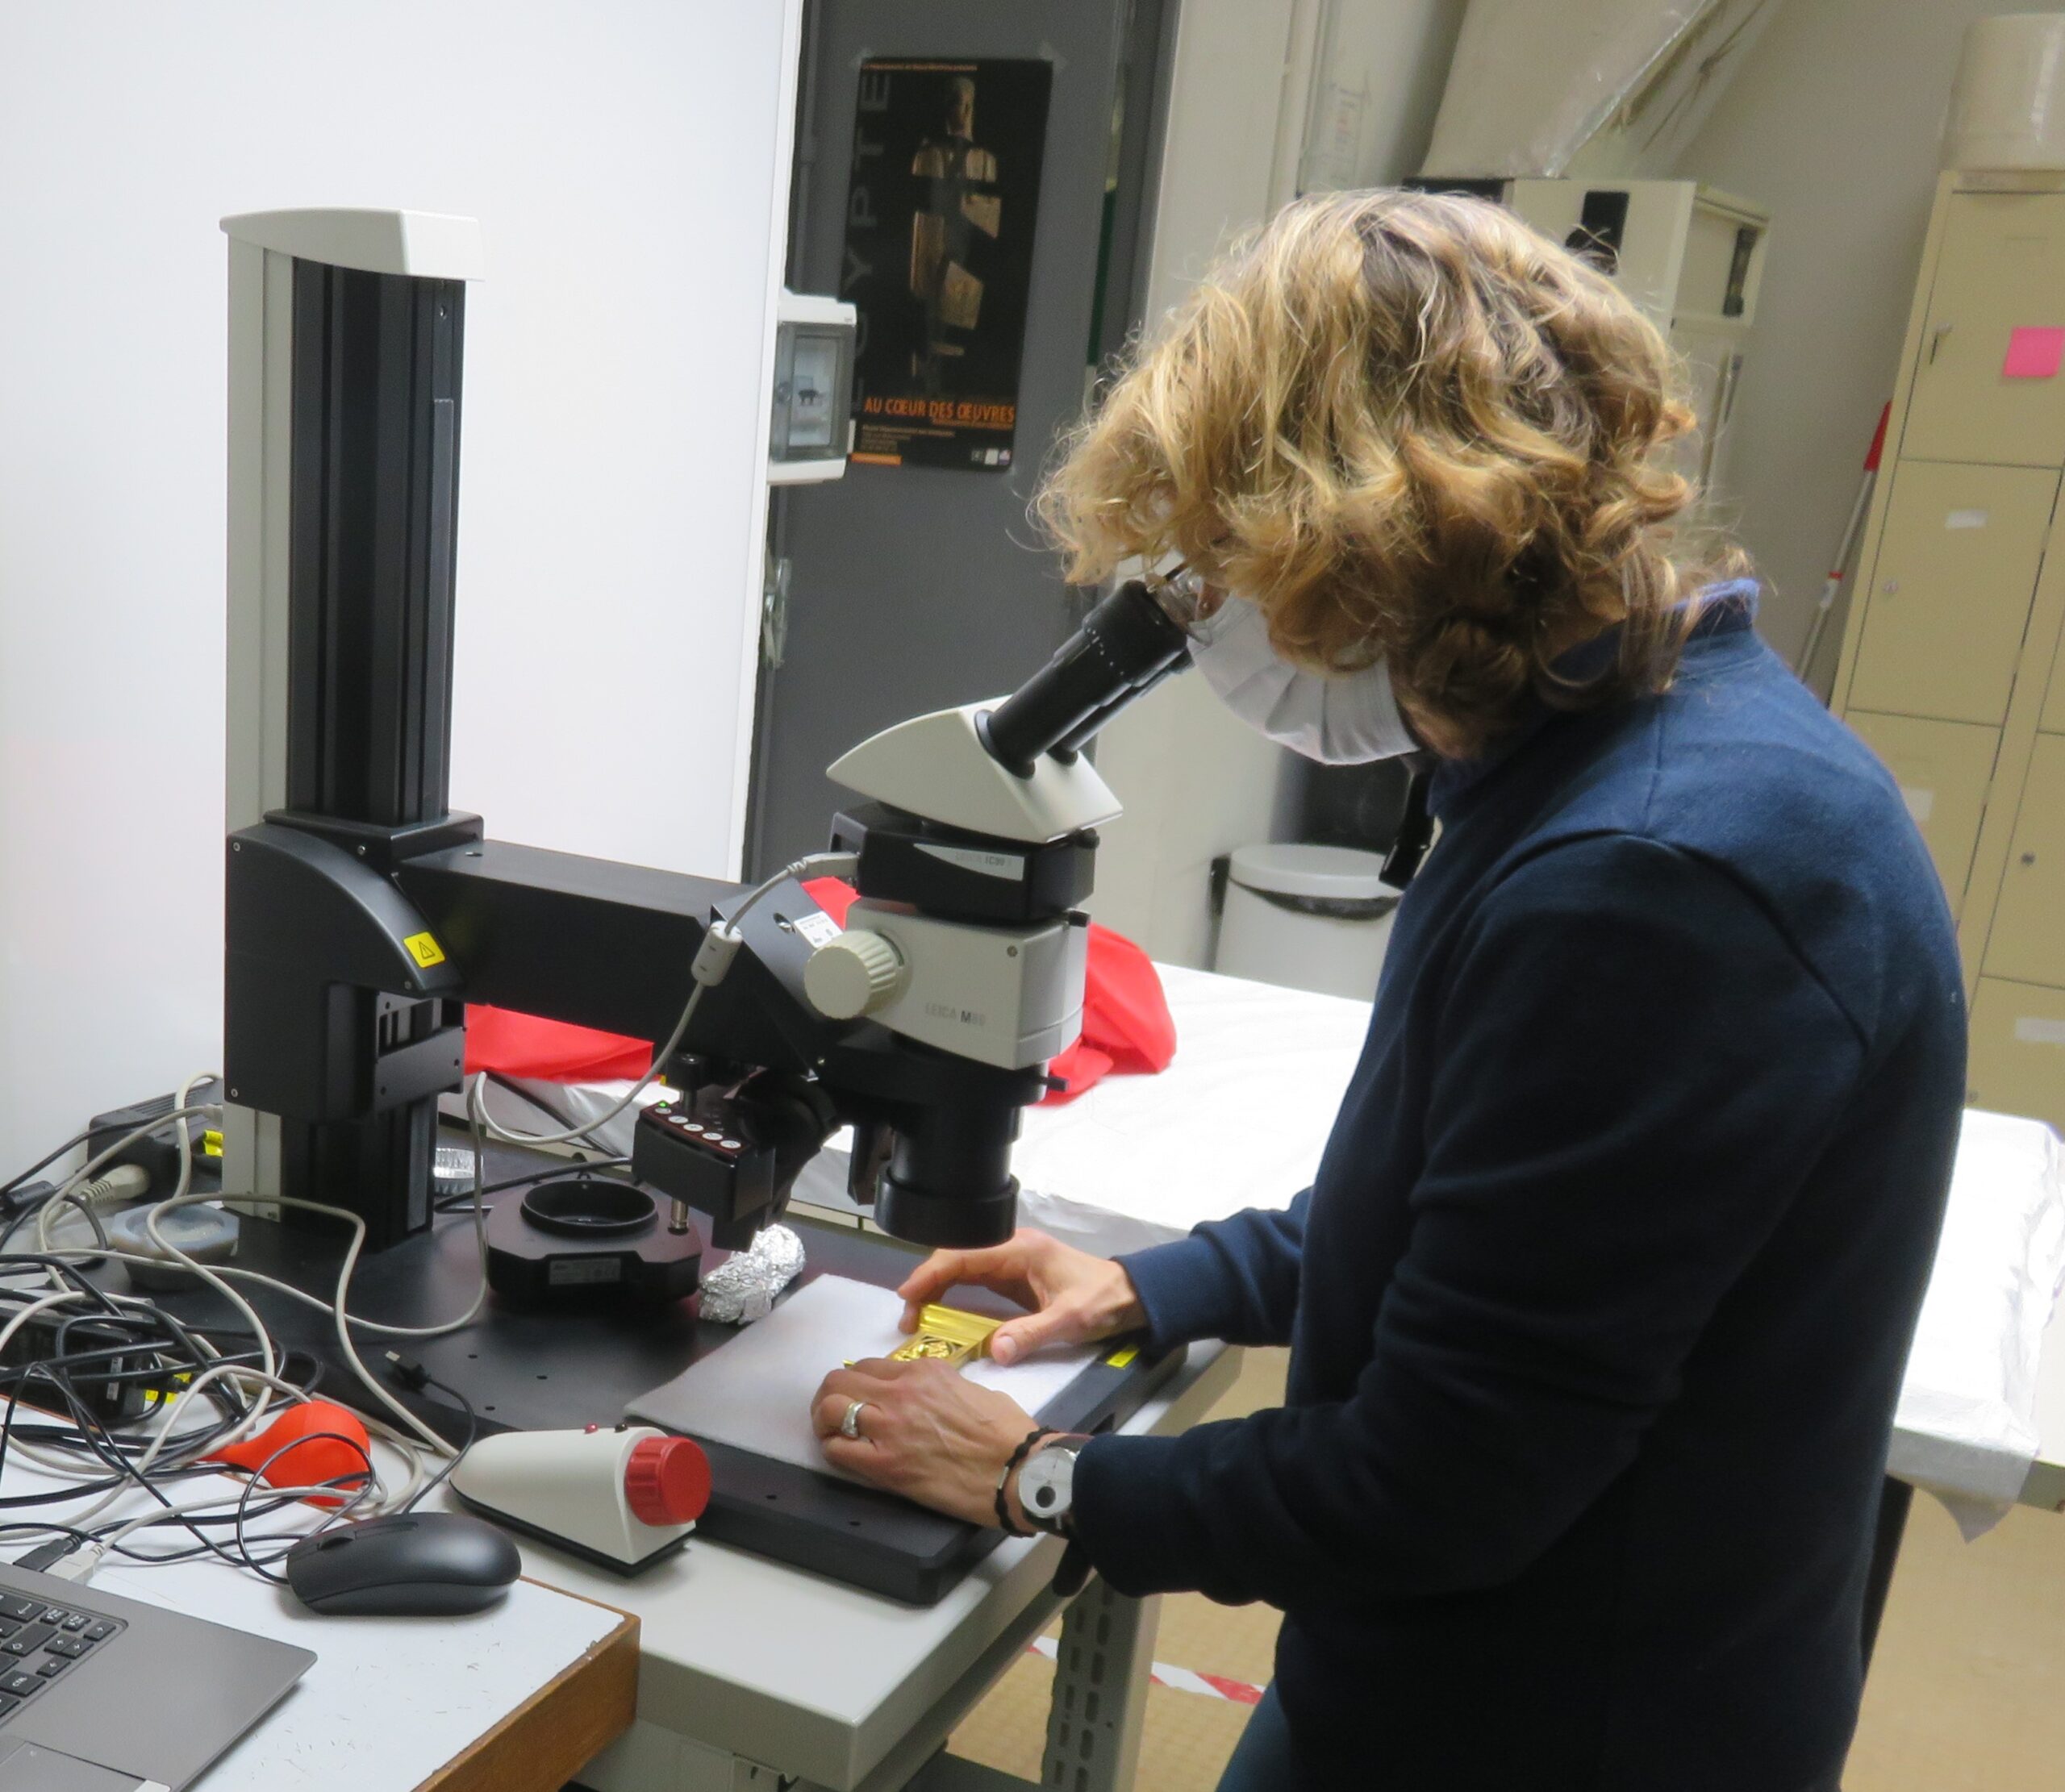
{"left": 1007, "top": 965, "right": 2065, "bottom": 1515}
{"left": 464, "top": 1323, "right": 1238, "bottom": 1792}
{"left": 0, "top": 1453, "right": 635, "bottom": 1791}
{"left": 2023, "top": 1293, "right": 2065, "bottom": 1510}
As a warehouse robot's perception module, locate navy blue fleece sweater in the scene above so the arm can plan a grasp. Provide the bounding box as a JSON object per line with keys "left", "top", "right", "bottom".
{"left": 1071, "top": 590, "right": 1966, "bottom": 1790}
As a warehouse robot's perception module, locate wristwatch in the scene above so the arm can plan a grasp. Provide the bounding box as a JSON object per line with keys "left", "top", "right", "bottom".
{"left": 1016, "top": 1434, "right": 1087, "bottom": 1537}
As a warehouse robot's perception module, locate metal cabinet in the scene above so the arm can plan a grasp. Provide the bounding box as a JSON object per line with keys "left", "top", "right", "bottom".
{"left": 1836, "top": 172, "right": 2065, "bottom": 1131}
{"left": 1848, "top": 461, "right": 2058, "bottom": 726}
{"left": 1904, "top": 192, "right": 2065, "bottom": 467}
{"left": 1984, "top": 733, "right": 2065, "bottom": 987}
{"left": 1968, "top": 977, "right": 2065, "bottom": 1130}
{"left": 1846, "top": 711, "right": 2000, "bottom": 913}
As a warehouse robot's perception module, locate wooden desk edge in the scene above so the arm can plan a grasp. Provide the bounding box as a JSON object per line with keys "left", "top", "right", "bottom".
{"left": 415, "top": 1580, "right": 640, "bottom": 1792}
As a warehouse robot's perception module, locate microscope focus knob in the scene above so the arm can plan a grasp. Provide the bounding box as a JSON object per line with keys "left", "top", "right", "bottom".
{"left": 804, "top": 929, "right": 906, "bottom": 1019}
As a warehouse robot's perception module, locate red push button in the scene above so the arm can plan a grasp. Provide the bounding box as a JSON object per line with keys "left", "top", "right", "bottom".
{"left": 624, "top": 1435, "right": 711, "bottom": 1527}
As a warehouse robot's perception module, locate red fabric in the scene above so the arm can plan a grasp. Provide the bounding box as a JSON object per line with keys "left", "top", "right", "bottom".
{"left": 464, "top": 1004, "right": 651, "bottom": 1081}
{"left": 802, "top": 877, "right": 1175, "bottom": 1105}
{"left": 461, "top": 881, "right": 1179, "bottom": 1106}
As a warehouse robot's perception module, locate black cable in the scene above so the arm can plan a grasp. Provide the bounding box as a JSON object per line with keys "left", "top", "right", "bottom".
{"left": 0, "top": 1255, "right": 263, "bottom": 1465}
{"left": 38, "top": 1194, "right": 111, "bottom": 1260}
{"left": 0, "top": 1240, "right": 446, "bottom": 1587}
{"left": 11, "top": 1298, "right": 269, "bottom": 1465}
{"left": 60, "top": 1373, "right": 369, "bottom": 1579}
{"left": 396, "top": 1370, "right": 478, "bottom": 1512}
{"left": 0, "top": 1254, "right": 127, "bottom": 1316}
{"left": 0, "top": 1362, "right": 232, "bottom": 1563}
{"left": 0, "top": 1131, "right": 92, "bottom": 1202}
{"left": 230, "top": 1431, "right": 377, "bottom": 1583}
{"left": 1, "top": 1522, "right": 95, "bottom": 1570}
{"left": 0, "top": 1286, "right": 312, "bottom": 1560}
{"left": 0, "top": 1291, "right": 294, "bottom": 1458}
{"left": 0, "top": 1488, "right": 357, "bottom": 1573}
{"left": 0, "top": 1194, "right": 68, "bottom": 1254}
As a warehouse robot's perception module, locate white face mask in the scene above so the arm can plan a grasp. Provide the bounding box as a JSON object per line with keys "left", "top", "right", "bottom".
{"left": 1185, "top": 591, "right": 1419, "bottom": 765}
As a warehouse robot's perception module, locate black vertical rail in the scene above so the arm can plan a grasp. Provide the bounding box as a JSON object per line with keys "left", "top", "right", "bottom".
{"left": 274, "top": 260, "right": 467, "bottom": 1247}
{"left": 287, "top": 261, "right": 464, "bottom": 825}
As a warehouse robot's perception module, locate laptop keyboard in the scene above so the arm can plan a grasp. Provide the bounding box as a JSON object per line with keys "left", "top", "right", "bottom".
{"left": 0, "top": 1597, "right": 124, "bottom": 1724}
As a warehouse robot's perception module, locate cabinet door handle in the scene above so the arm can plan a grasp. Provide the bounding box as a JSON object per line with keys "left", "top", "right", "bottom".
{"left": 1928, "top": 323, "right": 1954, "bottom": 364}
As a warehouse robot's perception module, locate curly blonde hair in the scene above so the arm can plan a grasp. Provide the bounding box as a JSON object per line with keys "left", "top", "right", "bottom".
{"left": 1035, "top": 189, "right": 1733, "bottom": 757}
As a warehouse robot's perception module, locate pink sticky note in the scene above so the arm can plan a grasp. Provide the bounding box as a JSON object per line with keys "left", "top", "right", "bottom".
{"left": 2003, "top": 326, "right": 2065, "bottom": 378}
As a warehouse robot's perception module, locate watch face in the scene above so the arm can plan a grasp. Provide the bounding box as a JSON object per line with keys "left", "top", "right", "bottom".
{"left": 1020, "top": 1445, "right": 1075, "bottom": 1527}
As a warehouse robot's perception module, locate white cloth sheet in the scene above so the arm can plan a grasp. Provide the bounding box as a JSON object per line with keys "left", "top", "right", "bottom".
{"left": 1011, "top": 964, "right": 1370, "bottom": 1255}
{"left": 1888, "top": 1109, "right": 2065, "bottom": 1534}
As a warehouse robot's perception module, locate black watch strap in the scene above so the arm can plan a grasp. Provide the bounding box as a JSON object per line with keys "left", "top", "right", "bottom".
{"left": 995, "top": 1426, "right": 1057, "bottom": 1537}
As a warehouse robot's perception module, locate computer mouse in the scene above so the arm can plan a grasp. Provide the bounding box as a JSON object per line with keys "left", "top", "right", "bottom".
{"left": 284, "top": 1511, "right": 521, "bottom": 1616}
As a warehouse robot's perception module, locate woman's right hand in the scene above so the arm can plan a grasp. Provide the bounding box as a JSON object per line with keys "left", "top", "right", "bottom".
{"left": 897, "top": 1229, "right": 1146, "bottom": 1366}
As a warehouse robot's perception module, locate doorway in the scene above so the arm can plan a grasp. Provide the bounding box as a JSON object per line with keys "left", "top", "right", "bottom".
{"left": 743, "top": 0, "right": 1174, "bottom": 876}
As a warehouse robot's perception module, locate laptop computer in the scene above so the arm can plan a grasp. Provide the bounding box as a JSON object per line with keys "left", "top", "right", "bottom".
{"left": 0, "top": 1561, "right": 312, "bottom": 1790}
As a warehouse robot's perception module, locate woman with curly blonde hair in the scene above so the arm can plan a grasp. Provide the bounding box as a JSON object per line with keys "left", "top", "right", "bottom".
{"left": 814, "top": 191, "right": 1964, "bottom": 1790}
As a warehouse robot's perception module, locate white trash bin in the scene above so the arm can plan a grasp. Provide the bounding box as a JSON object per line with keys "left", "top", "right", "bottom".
{"left": 1213, "top": 844, "right": 1401, "bottom": 1001}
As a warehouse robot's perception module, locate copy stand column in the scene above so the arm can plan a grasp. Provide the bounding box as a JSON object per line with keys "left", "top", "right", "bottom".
{"left": 221, "top": 210, "right": 485, "bottom": 1246}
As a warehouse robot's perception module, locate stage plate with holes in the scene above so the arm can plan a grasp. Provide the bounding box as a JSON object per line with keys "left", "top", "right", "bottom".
{"left": 115, "top": 1131, "right": 1180, "bottom": 1604}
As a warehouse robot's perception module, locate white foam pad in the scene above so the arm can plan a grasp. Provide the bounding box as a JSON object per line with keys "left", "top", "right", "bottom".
{"left": 626, "top": 1274, "right": 1098, "bottom": 1480}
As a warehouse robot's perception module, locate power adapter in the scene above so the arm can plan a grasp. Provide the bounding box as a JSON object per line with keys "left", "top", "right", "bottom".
{"left": 86, "top": 1080, "right": 224, "bottom": 1197}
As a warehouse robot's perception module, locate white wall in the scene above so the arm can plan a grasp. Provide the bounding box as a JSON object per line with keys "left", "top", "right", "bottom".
{"left": 1091, "top": 0, "right": 1465, "bottom": 967}
{"left": 1671, "top": 0, "right": 2007, "bottom": 689}
{"left": 1088, "top": 0, "right": 1308, "bottom": 969}
{"left": 1303, "top": 0, "right": 1468, "bottom": 194}
{"left": 0, "top": 2, "right": 801, "bottom": 1169}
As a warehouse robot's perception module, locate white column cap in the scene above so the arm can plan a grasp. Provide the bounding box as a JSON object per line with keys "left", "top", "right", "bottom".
{"left": 219, "top": 208, "right": 485, "bottom": 279}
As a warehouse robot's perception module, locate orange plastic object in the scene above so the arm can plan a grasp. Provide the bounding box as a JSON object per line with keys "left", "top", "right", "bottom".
{"left": 209, "top": 1400, "right": 373, "bottom": 1507}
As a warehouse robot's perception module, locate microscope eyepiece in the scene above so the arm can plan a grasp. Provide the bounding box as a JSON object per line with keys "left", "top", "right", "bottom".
{"left": 977, "top": 580, "right": 1190, "bottom": 775}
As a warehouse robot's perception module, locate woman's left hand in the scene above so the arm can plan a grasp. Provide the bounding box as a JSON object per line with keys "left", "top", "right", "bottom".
{"left": 810, "top": 1357, "right": 1035, "bottom": 1527}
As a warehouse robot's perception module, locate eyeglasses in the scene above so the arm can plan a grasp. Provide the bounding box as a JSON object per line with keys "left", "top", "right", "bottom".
{"left": 1145, "top": 561, "right": 1216, "bottom": 634}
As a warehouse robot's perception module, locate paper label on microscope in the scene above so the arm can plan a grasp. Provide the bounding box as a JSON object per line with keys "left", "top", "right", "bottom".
{"left": 794, "top": 911, "right": 841, "bottom": 948}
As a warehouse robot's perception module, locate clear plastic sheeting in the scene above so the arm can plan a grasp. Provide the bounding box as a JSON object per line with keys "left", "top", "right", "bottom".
{"left": 1888, "top": 1110, "right": 2065, "bottom": 1537}
{"left": 1420, "top": 0, "right": 1786, "bottom": 180}
{"left": 1945, "top": 13, "right": 2065, "bottom": 173}
{"left": 699, "top": 1223, "right": 807, "bottom": 1326}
